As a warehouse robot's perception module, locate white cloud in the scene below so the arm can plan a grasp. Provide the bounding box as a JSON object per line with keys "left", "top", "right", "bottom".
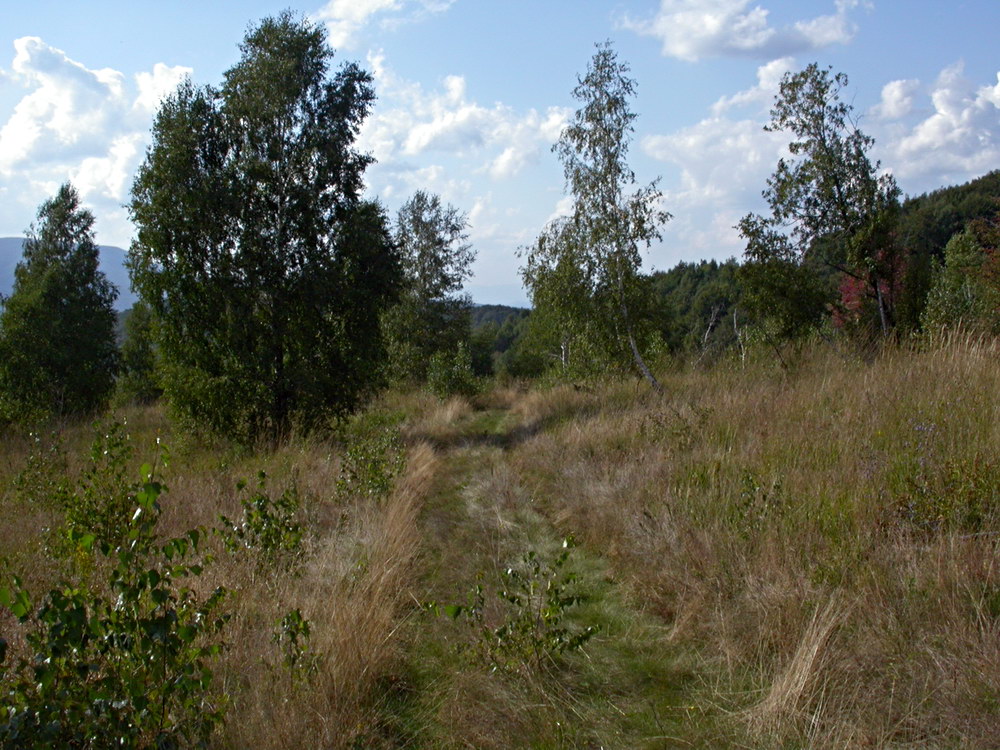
{"left": 622, "top": 0, "right": 864, "bottom": 62}
{"left": 359, "top": 51, "right": 570, "bottom": 198}
{"left": 314, "top": 0, "right": 456, "bottom": 49}
{"left": 545, "top": 195, "right": 574, "bottom": 225}
{"left": 315, "top": 0, "right": 401, "bottom": 48}
{"left": 0, "top": 36, "right": 190, "bottom": 246}
{"left": 873, "top": 78, "right": 919, "bottom": 121}
{"left": 642, "top": 60, "right": 797, "bottom": 257}
{"left": 880, "top": 62, "right": 1000, "bottom": 187}
{"left": 644, "top": 114, "right": 789, "bottom": 256}
{"left": 134, "top": 62, "right": 191, "bottom": 114}
{"left": 71, "top": 133, "right": 144, "bottom": 200}
{"left": 711, "top": 56, "right": 793, "bottom": 114}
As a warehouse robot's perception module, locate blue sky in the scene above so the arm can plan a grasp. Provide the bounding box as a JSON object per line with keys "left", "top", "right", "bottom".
{"left": 1, "top": 1, "right": 999, "bottom": 305}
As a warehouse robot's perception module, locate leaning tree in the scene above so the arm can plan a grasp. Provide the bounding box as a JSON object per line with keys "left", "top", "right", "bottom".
{"left": 739, "top": 63, "right": 902, "bottom": 338}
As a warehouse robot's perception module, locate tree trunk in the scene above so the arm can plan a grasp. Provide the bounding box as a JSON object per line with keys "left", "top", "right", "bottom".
{"left": 874, "top": 275, "right": 889, "bottom": 337}
{"left": 626, "top": 326, "right": 662, "bottom": 393}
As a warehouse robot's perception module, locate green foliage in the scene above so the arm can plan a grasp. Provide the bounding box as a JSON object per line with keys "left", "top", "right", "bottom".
{"left": 129, "top": 13, "right": 401, "bottom": 443}
{"left": 12, "top": 422, "right": 153, "bottom": 561}
{"left": 466, "top": 306, "right": 534, "bottom": 378}
{"left": 427, "top": 342, "right": 479, "bottom": 399}
{"left": 888, "top": 420, "right": 1000, "bottom": 533}
{"left": 0, "top": 183, "right": 118, "bottom": 422}
{"left": 336, "top": 411, "right": 404, "bottom": 502}
{"left": 383, "top": 191, "right": 475, "bottom": 383}
{"left": 217, "top": 472, "right": 303, "bottom": 569}
{"left": 648, "top": 259, "right": 746, "bottom": 356}
{"left": 0, "top": 461, "right": 228, "bottom": 748}
{"left": 522, "top": 42, "right": 668, "bottom": 386}
{"left": 922, "top": 226, "right": 1000, "bottom": 333}
{"left": 896, "top": 170, "right": 1000, "bottom": 327}
{"left": 11, "top": 432, "right": 70, "bottom": 509}
{"left": 730, "top": 471, "right": 788, "bottom": 540}
{"left": 116, "top": 301, "right": 161, "bottom": 405}
{"left": 737, "top": 222, "right": 831, "bottom": 344}
{"left": 272, "top": 608, "right": 317, "bottom": 679}
{"left": 893, "top": 454, "right": 999, "bottom": 533}
{"left": 482, "top": 311, "right": 545, "bottom": 379}
{"left": 435, "top": 539, "right": 597, "bottom": 674}
{"left": 56, "top": 421, "right": 140, "bottom": 555}
{"left": 739, "top": 63, "right": 901, "bottom": 337}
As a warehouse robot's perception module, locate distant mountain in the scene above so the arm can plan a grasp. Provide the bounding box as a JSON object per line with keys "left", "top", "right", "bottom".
{"left": 0, "top": 237, "right": 135, "bottom": 310}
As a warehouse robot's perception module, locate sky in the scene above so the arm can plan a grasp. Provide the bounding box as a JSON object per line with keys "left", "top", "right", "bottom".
{"left": 1, "top": 1, "right": 999, "bottom": 306}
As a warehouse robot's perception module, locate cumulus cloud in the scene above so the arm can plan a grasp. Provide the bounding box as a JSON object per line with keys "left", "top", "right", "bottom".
{"left": 0, "top": 36, "right": 190, "bottom": 245}
{"left": 873, "top": 78, "right": 920, "bottom": 121}
{"left": 359, "top": 50, "right": 570, "bottom": 194}
{"left": 881, "top": 62, "right": 1000, "bottom": 187}
{"left": 711, "top": 56, "right": 793, "bottom": 115}
{"left": 314, "top": 0, "right": 456, "bottom": 49}
{"left": 644, "top": 115, "right": 789, "bottom": 256}
{"left": 640, "top": 59, "right": 794, "bottom": 257}
{"left": 622, "top": 0, "right": 865, "bottom": 62}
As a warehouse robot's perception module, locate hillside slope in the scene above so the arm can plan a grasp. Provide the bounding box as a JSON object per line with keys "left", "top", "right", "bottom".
{"left": 0, "top": 237, "right": 135, "bottom": 309}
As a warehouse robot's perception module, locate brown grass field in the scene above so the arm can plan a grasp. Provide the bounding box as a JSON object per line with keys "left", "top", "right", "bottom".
{"left": 2, "top": 333, "right": 1000, "bottom": 747}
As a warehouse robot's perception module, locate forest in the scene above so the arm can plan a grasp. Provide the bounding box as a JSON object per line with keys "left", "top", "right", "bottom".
{"left": 1, "top": 12, "right": 999, "bottom": 749}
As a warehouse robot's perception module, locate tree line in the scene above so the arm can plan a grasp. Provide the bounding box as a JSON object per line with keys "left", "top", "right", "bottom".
{"left": 1, "top": 14, "right": 998, "bottom": 443}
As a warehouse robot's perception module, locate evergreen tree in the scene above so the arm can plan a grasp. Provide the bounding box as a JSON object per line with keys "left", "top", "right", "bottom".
{"left": 0, "top": 183, "right": 118, "bottom": 421}
{"left": 129, "top": 13, "right": 401, "bottom": 442}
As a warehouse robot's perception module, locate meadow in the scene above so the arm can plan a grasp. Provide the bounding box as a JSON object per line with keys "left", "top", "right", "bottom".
{"left": 2, "top": 332, "right": 999, "bottom": 748}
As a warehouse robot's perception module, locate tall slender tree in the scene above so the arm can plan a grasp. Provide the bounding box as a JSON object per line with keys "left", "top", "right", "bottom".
{"left": 129, "top": 13, "right": 400, "bottom": 442}
{"left": 0, "top": 183, "right": 118, "bottom": 421}
{"left": 522, "top": 42, "right": 669, "bottom": 387}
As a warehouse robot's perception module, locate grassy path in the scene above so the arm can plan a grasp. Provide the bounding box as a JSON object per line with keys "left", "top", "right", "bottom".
{"left": 377, "top": 396, "right": 706, "bottom": 748}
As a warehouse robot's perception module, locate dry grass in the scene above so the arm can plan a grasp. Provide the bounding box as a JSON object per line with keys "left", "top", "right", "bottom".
{"left": 0, "top": 399, "right": 438, "bottom": 749}
{"left": 3, "top": 337, "right": 1000, "bottom": 747}
{"left": 506, "top": 336, "right": 1000, "bottom": 747}
{"left": 217, "top": 441, "right": 437, "bottom": 749}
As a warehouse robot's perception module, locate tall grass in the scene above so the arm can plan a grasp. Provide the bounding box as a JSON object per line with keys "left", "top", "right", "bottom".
{"left": 0, "top": 402, "right": 437, "bottom": 749}
{"left": 508, "top": 336, "right": 1000, "bottom": 746}
{"left": 3, "top": 336, "right": 999, "bottom": 746}
{"left": 217, "top": 442, "right": 436, "bottom": 748}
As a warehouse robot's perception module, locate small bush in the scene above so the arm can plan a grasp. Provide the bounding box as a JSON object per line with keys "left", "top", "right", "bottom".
{"left": 427, "top": 342, "right": 479, "bottom": 399}
{"left": 434, "top": 539, "right": 598, "bottom": 674}
{"left": 217, "top": 472, "right": 303, "bottom": 570}
{"left": 336, "top": 411, "right": 404, "bottom": 502}
{"left": 0, "top": 460, "right": 229, "bottom": 748}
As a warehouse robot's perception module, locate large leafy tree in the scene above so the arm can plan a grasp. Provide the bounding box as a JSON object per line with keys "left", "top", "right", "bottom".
{"left": 383, "top": 190, "right": 474, "bottom": 382}
{"left": 739, "top": 63, "right": 901, "bottom": 337}
{"left": 0, "top": 183, "right": 118, "bottom": 421}
{"left": 129, "top": 13, "right": 400, "bottom": 442}
{"left": 521, "top": 42, "right": 669, "bottom": 387}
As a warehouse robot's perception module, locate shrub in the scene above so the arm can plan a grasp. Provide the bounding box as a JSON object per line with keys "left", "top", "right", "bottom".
{"left": 336, "top": 411, "right": 404, "bottom": 502}
{"left": 217, "top": 472, "right": 303, "bottom": 570}
{"left": 434, "top": 539, "right": 598, "bottom": 674}
{"left": 427, "top": 342, "right": 479, "bottom": 399}
{"left": 0, "top": 457, "right": 228, "bottom": 748}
